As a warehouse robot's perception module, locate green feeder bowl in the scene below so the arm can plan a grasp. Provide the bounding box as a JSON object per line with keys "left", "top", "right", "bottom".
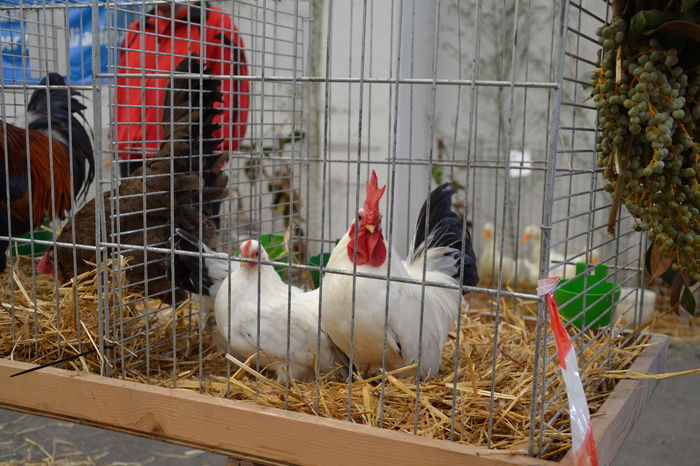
{"left": 261, "top": 233, "right": 288, "bottom": 275}
{"left": 553, "top": 262, "right": 620, "bottom": 329}
{"left": 308, "top": 239, "right": 341, "bottom": 288}
{"left": 235, "top": 233, "right": 288, "bottom": 278}
{"left": 309, "top": 252, "right": 331, "bottom": 288}
{"left": 12, "top": 224, "right": 53, "bottom": 257}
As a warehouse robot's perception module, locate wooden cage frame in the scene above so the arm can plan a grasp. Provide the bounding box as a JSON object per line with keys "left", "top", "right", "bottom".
{"left": 0, "top": 334, "right": 667, "bottom": 466}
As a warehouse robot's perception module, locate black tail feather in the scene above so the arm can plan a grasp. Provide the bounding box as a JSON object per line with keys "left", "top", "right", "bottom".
{"left": 27, "top": 73, "right": 95, "bottom": 200}
{"left": 412, "top": 183, "right": 479, "bottom": 288}
{"left": 160, "top": 56, "right": 224, "bottom": 173}
{"left": 172, "top": 228, "right": 217, "bottom": 296}
{"left": 158, "top": 55, "right": 228, "bottom": 234}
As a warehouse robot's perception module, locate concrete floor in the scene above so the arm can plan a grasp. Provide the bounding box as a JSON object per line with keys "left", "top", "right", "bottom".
{"left": 614, "top": 340, "right": 700, "bottom": 466}
{"left": 1, "top": 341, "right": 698, "bottom": 465}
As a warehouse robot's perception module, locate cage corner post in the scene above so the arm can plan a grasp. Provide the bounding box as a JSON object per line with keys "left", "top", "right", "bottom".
{"left": 305, "top": 0, "right": 327, "bottom": 258}
{"left": 389, "top": 0, "right": 435, "bottom": 255}
{"left": 528, "top": 0, "right": 573, "bottom": 458}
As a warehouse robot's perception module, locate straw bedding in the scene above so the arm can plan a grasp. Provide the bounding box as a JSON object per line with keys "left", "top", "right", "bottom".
{"left": 0, "top": 256, "right": 663, "bottom": 460}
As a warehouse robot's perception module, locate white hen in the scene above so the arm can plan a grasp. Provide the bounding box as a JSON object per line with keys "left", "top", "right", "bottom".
{"left": 321, "top": 171, "right": 479, "bottom": 379}
{"left": 174, "top": 229, "right": 346, "bottom": 382}
{"left": 612, "top": 287, "right": 657, "bottom": 327}
{"left": 522, "top": 225, "right": 600, "bottom": 280}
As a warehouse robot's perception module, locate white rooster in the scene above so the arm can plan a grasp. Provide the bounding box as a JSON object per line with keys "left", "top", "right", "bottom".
{"left": 321, "top": 171, "right": 479, "bottom": 379}
{"left": 174, "top": 229, "right": 346, "bottom": 382}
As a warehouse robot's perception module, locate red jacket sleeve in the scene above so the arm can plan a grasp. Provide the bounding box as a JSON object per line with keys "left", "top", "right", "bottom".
{"left": 115, "top": 18, "right": 170, "bottom": 160}
{"left": 115, "top": 7, "right": 249, "bottom": 160}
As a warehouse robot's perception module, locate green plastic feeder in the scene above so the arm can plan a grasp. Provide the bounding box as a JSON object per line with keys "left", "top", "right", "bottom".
{"left": 308, "top": 239, "right": 340, "bottom": 288}
{"left": 553, "top": 262, "right": 620, "bottom": 329}
{"left": 259, "top": 233, "right": 288, "bottom": 271}
{"left": 12, "top": 223, "right": 53, "bottom": 257}
{"left": 309, "top": 252, "right": 331, "bottom": 288}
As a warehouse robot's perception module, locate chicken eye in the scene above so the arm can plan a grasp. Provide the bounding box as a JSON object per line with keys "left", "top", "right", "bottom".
{"left": 358, "top": 208, "right": 365, "bottom": 221}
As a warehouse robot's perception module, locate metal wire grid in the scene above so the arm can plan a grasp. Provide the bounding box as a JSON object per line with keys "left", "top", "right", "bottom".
{"left": 278, "top": 0, "right": 648, "bottom": 453}
{"left": 0, "top": 0, "right": 101, "bottom": 367}
{"left": 0, "top": 0, "right": 653, "bottom": 458}
{"left": 98, "top": 0, "right": 309, "bottom": 378}
{"left": 1, "top": 2, "right": 62, "bottom": 86}
{"left": 528, "top": 0, "right": 650, "bottom": 457}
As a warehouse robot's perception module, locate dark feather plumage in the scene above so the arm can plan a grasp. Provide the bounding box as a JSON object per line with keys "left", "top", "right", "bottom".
{"left": 172, "top": 227, "right": 217, "bottom": 296}
{"left": 157, "top": 56, "right": 226, "bottom": 228}
{"left": 0, "top": 72, "right": 94, "bottom": 272}
{"left": 26, "top": 73, "right": 94, "bottom": 200}
{"left": 160, "top": 57, "right": 224, "bottom": 174}
{"left": 49, "top": 56, "right": 228, "bottom": 303}
{"left": 411, "top": 183, "right": 479, "bottom": 288}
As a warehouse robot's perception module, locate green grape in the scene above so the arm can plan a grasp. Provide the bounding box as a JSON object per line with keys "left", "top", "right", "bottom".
{"left": 590, "top": 28, "right": 700, "bottom": 276}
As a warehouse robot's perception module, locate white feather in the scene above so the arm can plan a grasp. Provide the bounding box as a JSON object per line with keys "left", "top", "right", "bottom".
{"left": 214, "top": 242, "right": 343, "bottom": 382}
{"left": 322, "top": 233, "right": 462, "bottom": 379}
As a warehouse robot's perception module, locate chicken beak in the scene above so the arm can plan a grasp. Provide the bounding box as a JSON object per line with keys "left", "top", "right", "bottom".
{"left": 522, "top": 234, "right": 531, "bottom": 243}
{"left": 365, "top": 224, "right": 376, "bottom": 234}
{"left": 482, "top": 230, "right": 490, "bottom": 239}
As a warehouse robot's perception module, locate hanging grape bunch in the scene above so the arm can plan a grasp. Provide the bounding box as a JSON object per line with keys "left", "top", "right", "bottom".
{"left": 589, "top": 1, "right": 700, "bottom": 312}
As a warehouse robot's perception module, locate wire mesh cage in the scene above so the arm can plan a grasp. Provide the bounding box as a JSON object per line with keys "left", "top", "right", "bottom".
{"left": 0, "top": 0, "right": 664, "bottom": 462}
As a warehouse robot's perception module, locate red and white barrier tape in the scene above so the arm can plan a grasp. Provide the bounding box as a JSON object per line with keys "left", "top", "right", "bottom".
{"left": 538, "top": 278, "right": 598, "bottom": 466}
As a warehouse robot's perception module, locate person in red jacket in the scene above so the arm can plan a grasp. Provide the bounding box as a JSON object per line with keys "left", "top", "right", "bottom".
{"left": 115, "top": 2, "right": 249, "bottom": 177}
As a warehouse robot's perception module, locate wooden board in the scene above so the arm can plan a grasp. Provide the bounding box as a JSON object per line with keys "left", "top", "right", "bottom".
{"left": 0, "top": 358, "right": 550, "bottom": 466}
{"left": 562, "top": 333, "right": 668, "bottom": 466}
{"left": 0, "top": 334, "right": 667, "bottom": 466}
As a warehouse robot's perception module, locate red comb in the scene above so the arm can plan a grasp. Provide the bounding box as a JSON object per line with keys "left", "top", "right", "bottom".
{"left": 364, "top": 170, "right": 386, "bottom": 212}
{"left": 240, "top": 239, "right": 253, "bottom": 257}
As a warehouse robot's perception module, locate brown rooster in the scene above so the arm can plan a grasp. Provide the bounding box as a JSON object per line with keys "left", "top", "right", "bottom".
{"left": 0, "top": 73, "right": 94, "bottom": 272}
{"left": 37, "top": 56, "right": 228, "bottom": 304}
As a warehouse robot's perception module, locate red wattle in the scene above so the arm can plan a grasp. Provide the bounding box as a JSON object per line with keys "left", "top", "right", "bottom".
{"left": 370, "top": 239, "right": 387, "bottom": 267}
{"left": 347, "top": 224, "right": 386, "bottom": 266}
{"left": 36, "top": 251, "right": 53, "bottom": 275}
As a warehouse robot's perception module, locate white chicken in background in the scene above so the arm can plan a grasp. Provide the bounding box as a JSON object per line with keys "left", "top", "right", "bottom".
{"left": 478, "top": 222, "right": 538, "bottom": 288}
{"left": 612, "top": 287, "right": 657, "bottom": 328}
{"left": 321, "top": 171, "right": 479, "bottom": 379}
{"left": 174, "top": 229, "right": 346, "bottom": 382}
{"left": 522, "top": 224, "right": 600, "bottom": 280}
